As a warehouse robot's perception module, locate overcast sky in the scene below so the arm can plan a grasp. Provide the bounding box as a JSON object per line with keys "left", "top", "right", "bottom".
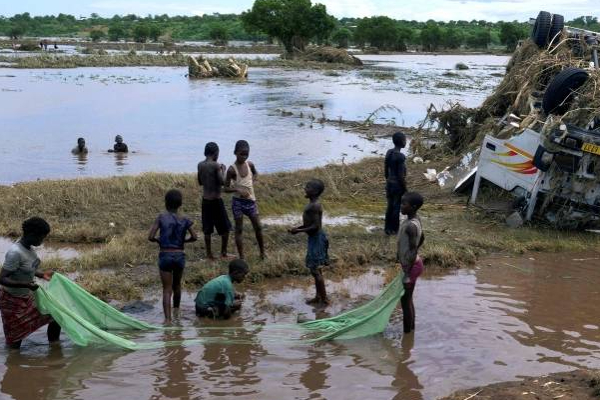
{"left": 2, "top": 0, "right": 597, "bottom": 22}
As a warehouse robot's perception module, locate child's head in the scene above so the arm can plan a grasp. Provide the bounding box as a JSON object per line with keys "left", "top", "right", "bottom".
{"left": 77, "top": 137, "right": 86, "bottom": 147}
{"left": 304, "top": 179, "right": 325, "bottom": 199}
{"left": 234, "top": 140, "right": 250, "bottom": 163}
{"left": 392, "top": 131, "right": 407, "bottom": 148}
{"left": 22, "top": 217, "right": 51, "bottom": 246}
{"left": 165, "top": 189, "right": 183, "bottom": 211}
{"left": 115, "top": 135, "right": 123, "bottom": 144}
{"left": 228, "top": 259, "right": 249, "bottom": 283}
{"left": 401, "top": 192, "right": 424, "bottom": 216}
{"left": 204, "top": 142, "right": 219, "bottom": 159}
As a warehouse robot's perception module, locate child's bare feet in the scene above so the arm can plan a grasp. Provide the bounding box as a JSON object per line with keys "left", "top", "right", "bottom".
{"left": 220, "top": 253, "right": 236, "bottom": 261}
{"left": 306, "top": 297, "right": 330, "bottom": 306}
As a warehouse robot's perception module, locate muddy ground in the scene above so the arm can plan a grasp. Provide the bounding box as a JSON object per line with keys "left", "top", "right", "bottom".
{"left": 441, "top": 370, "right": 600, "bottom": 400}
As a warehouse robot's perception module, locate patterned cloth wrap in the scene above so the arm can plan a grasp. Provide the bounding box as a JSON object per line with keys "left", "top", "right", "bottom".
{"left": 306, "top": 230, "right": 330, "bottom": 270}
{"left": 0, "top": 289, "right": 52, "bottom": 344}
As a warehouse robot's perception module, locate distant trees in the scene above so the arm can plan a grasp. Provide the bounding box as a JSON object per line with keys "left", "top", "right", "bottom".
{"left": 133, "top": 24, "right": 150, "bottom": 42}
{"left": 332, "top": 28, "right": 352, "bottom": 48}
{"left": 241, "top": 0, "right": 335, "bottom": 54}
{"left": 8, "top": 23, "right": 26, "bottom": 39}
{"left": 89, "top": 29, "right": 105, "bottom": 42}
{"left": 420, "top": 22, "right": 443, "bottom": 51}
{"left": 499, "top": 22, "right": 528, "bottom": 51}
{"left": 355, "top": 16, "right": 403, "bottom": 50}
{"left": 108, "top": 24, "right": 126, "bottom": 41}
{"left": 465, "top": 28, "right": 491, "bottom": 48}
{"left": 208, "top": 23, "right": 230, "bottom": 45}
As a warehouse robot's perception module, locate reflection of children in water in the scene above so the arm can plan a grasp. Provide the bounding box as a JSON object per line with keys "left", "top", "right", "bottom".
{"left": 156, "top": 328, "right": 196, "bottom": 399}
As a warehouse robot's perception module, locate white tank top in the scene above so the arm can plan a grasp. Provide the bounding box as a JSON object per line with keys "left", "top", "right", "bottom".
{"left": 231, "top": 162, "right": 255, "bottom": 201}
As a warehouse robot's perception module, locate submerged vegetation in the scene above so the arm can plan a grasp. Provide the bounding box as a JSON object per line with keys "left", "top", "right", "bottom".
{"left": 1, "top": 157, "right": 599, "bottom": 300}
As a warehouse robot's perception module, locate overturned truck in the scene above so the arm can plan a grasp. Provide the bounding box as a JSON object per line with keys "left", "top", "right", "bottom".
{"left": 464, "top": 11, "right": 600, "bottom": 229}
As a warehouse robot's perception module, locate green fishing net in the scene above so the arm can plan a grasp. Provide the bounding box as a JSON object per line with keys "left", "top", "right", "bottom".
{"left": 34, "top": 272, "right": 405, "bottom": 350}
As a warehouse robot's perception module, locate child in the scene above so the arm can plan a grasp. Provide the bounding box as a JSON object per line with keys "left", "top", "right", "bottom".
{"left": 148, "top": 189, "right": 197, "bottom": 322}
{"left": 397, "top": 192, "right": 425, "bottom": 334}
{"left": 197, "top": 142, "right": 232, "bottom": 260}
{"left": 289, "top": 179, "right": 329, "bottom": 306}
{"left": 195, "top": 259, "right": 248, "bottom": 319}
{"left": 71, "top": 137, "right": 88, "bottom": 154}
{"left": 384, "top": 131, "right": 408, "bottom": 235}
{"left": 108, "top": 135, "right": 128, "bottom": 153}
{"left": 225, "top": 140, "right": 265, "bottom": 259}
{"left": 0, "top": 217, "right": 61, "bottom": 349}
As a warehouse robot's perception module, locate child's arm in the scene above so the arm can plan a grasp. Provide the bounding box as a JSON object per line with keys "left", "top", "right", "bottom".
{"left": 185, "top": 224, "right": 198, "bottom": 243}
{"left": 289, "top": 204, "right": 321, "bottom": 234}
{"left": 397, "top": 154, "right": 407, "bottom": 190}
{"left": 224, "top": 166, "right": 237, "bottom": 193}
{"left": 148, "top": 218, "right": 159, "bottom": 243}
{"left": 249, "top": 161, "right": 258, "bottom": 182}
{"left": 197, "top": 164, "right": 203, "bottom": 186}
{"left": 0, "top": 253, "right": 39, "bottom": 290}
{"left": 403, "top": 223, "right": 420, "bottom": 268}
{"left": 384, "top": 151, "right": 390, "bottom": 180}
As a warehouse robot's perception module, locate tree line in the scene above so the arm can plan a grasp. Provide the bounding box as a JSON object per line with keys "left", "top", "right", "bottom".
{"left": 2, "top": 4, "right": 599, "bottom": 52}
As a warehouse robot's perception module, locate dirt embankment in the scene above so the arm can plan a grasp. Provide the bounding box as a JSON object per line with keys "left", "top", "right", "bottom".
{"left": 441, "top": 369, "right": 600, "bottom": 400}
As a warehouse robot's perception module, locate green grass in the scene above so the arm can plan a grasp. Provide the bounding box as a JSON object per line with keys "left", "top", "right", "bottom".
{"left": 3, "top": 157, "right": 600, "bottom": 300}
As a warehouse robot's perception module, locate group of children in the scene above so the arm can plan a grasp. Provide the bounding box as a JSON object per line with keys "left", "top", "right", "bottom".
{"left": 0, "top": 132, "right": 425, "bottom": 349}
{"left": 71, "top": 135, "right": 129, "bottom": 155}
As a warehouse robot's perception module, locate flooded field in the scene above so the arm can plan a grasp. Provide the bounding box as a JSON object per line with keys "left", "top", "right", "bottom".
{"left": 0, "top": 54, "right": 508, "bottom": 184}
{"left": 1, "top": 252, "right": 598, "bottom": 400}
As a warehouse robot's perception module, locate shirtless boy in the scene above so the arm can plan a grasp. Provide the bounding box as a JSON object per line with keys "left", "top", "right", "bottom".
{"left": 198, "top": 142, "right": 232, "bottom": 260}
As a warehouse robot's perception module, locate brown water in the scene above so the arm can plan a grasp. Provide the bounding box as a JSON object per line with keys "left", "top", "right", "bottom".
{"left": 2, "top": 252, "right": 598, "bottom": 400}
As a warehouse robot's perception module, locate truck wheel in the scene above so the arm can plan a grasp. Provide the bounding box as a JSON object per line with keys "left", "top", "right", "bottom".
{"left": 531, "top": 11, "right": 552, "bottom": 47}
{"left": 548, "top": 14, "right": 564, "bottom": 46}
{"left": 542, "top": 67, "right": 589, "bottom": 115}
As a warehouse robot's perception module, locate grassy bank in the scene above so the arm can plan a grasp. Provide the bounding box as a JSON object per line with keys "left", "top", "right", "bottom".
{"left": 0, "top": 53, "right": 359, "bottom": 70}
{"left": 2, "top": 157, "right": 599, "bottom": 300}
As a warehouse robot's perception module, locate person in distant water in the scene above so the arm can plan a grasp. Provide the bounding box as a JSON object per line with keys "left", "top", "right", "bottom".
{"left": 384, "top": 131, "right": 408, "bottom": 235}
{"left": 289, "top": 179, "right": 329, "bottom": 306}
{"left": 148, "top": 189, "right": 197, "bottom": 323}
{"left": 195, "top": 259, "right": 248, "bottom": 319}
{"left": 397, "top": 192, "right": 425, "bottom": 334}
{"left": 198, "top": 142, "right": 232, "bottom": 260}
{"left": 0, "top": 217, "right": 61, "bottom": 349}
{"left": 71, "top": 137, "right": 88, "bottom": 154}
{"left": 53, "top": 42, "right": 58, "bottom": 50}
{"left": 39, "top": 41, "right": 43, "bottom": 50}
{"left": 108, "top": 135, "right": 129, "bottom": 153}
{"left": 43, "top": 40, "right": 48, "bottom": 51}
{"left": 225, "top": 140, "right": 265, "bottom": 260}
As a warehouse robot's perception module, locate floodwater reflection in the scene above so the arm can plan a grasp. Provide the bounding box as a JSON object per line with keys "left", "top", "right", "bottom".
{"left": 0, "top": 253, "right": 599, "bottom": 399}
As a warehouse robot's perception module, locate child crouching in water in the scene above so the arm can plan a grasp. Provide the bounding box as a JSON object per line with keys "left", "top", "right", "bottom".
{"left": 397, "top": 192, "right": 425, "bottom": 334}
{"left": 195, "top": 259, "right": 248, "bottom": 319}
{"left": 148, "top": 189, "right": 197, "bottom": 323}
{"left": 289, "top": 179, "right": 329, "bottom": 306}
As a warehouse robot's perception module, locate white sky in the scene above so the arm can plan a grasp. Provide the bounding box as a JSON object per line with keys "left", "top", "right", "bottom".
{"left": 2, "top": 0, "right": 597, "bottom": 22}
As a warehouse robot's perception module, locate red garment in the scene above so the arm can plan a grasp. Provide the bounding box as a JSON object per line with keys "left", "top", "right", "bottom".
{"left": 0, "top": 289, "right": 52, "bottom": 344}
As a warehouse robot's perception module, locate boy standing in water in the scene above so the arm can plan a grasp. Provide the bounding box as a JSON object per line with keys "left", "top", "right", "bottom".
{"left": 0, "top": 217, "right": 61, "bottom": 349}
{"left": 397, "top": 192, "right": 425, "bottom": 334}
{"left": 225, "top": 140, "right": 265, "bottom": 260}
{"left": 108, "top": 135, "right": 129, "bottom": 153}
{"left": 71, "top": 137, "right": 88, "bottom": 154}
{"left": 384, "top": 132, "right": 407, "bottom": 235}
{"left": 289, "top": 179, "right": 329, "bottom": 306}
{"left": 198, "top": 142, "right": 232, "bottom": 260}
{"left": 148, "top": 189, "right": 197, "bottom": 323}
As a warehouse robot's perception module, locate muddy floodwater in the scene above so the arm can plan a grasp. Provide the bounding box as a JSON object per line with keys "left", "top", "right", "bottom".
{"left": 0, "top": 54, "right": 507, "bottom": 184}
{"left": 1, "top": 252, "right": 598, "bottom": 399}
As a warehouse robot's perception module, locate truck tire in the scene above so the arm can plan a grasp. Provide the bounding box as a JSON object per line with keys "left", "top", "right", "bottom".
{"left": 531, "top": 11, "right": 552, "bottom": 47}
{"left": 542, "top": 67, "right": 589, "bottom": 115}
{"left": 548, "top": 14, "right": 564, "bottom": 46}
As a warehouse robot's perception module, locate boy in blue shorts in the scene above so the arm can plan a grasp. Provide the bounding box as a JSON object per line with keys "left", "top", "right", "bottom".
{"left": 289, "top": 179, "right": 329, "bottom": 306}
{"left": 148, "top": 189, "right": 197, "bottom": 322}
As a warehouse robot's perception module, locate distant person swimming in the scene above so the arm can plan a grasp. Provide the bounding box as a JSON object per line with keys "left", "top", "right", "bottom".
{"left": 71, "top": 138, "right": 88, "bottom": 155}
{"left": 108, "top": 135, "right": 129, "bottom": 153}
